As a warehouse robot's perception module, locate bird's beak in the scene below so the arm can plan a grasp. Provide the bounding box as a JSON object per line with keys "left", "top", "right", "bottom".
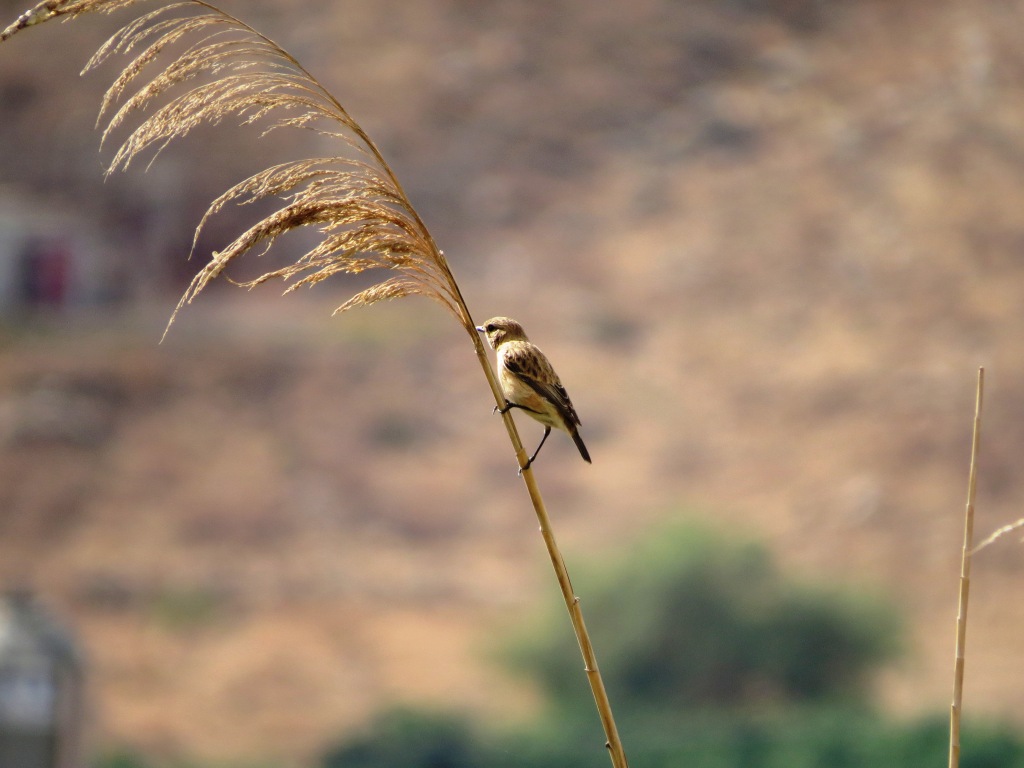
{"left": 475, "top": 325, "right": 485, "bottom": 333}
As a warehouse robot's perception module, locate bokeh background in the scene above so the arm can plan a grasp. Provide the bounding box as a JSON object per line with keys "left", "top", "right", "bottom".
{"left": 1, "top": 0, "right": 1024, "bottom": 766}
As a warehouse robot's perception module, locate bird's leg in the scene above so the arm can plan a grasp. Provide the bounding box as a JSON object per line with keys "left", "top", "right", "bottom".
{"left": 520, "top": 426, "right": 552, "bottom": 475}
{"left": 494, "top": 400, "right": 543, "bottom": 416}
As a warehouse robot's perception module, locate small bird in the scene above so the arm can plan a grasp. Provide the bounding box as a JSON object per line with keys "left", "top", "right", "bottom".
{"left": 477, "top": 316, "right": 591, "bottom": 471}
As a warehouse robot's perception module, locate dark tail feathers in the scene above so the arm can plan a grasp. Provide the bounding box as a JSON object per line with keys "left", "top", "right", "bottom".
{"left": 571, "top": 429, "right": 591, "bottom": 464}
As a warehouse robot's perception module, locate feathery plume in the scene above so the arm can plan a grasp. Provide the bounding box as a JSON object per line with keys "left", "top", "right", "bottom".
{"left": 4, "top": 0, "right": 469, "bottom": 337}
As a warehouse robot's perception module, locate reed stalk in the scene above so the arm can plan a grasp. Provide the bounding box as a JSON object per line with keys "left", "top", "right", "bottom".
{"left": 471, "top": 335, "right": 629, "bottom": 768}
{"left": 948, "top": 367, "right": 984, "bottom": 768}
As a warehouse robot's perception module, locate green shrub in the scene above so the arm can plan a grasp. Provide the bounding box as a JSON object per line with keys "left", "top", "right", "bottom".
{"left": 93, "top": 751, "right": 153, "bottom": 768}
{"left": 91, "top": 749, "right": 279, "bottom": 768}
{"left": 507, "top": 523, "right": 900, "bottom": 714}
{"left": 321, "top": 708, "right": 482, "bottom": 768}
{"left": 315, "top": 524, "right": 1024, "bottom": 767}
{"left": 318, "top": 708, "right": 1024, "bottom": 768}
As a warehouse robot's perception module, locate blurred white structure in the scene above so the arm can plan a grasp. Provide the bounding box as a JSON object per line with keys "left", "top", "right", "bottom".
{"left": 0, "top": 590, "right": 85, "bottom": 768}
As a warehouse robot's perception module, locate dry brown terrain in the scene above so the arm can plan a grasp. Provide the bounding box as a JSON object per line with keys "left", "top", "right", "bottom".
{"left": 2, "top": 1, "right": 1024, "bottom": 766}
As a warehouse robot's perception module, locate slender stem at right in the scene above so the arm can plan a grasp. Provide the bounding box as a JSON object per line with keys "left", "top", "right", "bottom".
{"left": 949, "top": 367, "right": 984, "bottom": 768}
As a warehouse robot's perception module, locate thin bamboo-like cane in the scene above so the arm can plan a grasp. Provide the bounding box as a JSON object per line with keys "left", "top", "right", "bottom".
{"left": 466, "top": 326, "right": 629, "bottom": 768}
{"left": 949, "top": 366, "right": 984, "bottom": 768}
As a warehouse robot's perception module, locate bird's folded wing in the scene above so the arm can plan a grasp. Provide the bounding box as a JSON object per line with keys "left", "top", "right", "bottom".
{"left": 504, "top": 347, "right": 582, "bottom": 427}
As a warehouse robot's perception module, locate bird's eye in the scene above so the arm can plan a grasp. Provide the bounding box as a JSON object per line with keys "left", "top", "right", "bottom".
{"left": 485, "top": 324, "right": 496, "bottom": 332}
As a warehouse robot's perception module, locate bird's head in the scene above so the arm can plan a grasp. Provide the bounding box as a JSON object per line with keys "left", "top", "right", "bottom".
{"left": 476, "top": 316, "right": 528, "bottom": 348}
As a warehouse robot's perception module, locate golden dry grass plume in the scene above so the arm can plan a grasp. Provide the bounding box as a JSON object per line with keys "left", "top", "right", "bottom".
{"left": 5, "top": 0, "right": 470, "bottom": 336}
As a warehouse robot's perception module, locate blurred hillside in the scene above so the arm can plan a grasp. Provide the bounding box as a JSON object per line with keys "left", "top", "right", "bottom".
{"left": 2, "top": 0, "right": 1024, "bottom": 766}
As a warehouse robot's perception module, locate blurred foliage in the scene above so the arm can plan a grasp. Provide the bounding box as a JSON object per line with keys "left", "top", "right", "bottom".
{"left": 91, "top": 750, "right": 278, "bottom": 768}
{"left": 90, "top": 523, "right": 1024, "bottom": 768}
{"left": 316, "top": 523, "right": 1024, "bottom": 768}
{"left": 507, "top": 523, "right": 900, "bottom": 714}
{"left": 148, "top": 586, "right": 227, "bottom": 633}
{"left": 93, "top": 751, "right": 152, "bottom": 768}
{"left": 87, "top": 710, "right": 1024, "bottom": 768}
{"left": 321, "top": 708, "right": 483, "bottom": 768}
{"left": 316, "top": 707, "right": 1024, "bottom": 768}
